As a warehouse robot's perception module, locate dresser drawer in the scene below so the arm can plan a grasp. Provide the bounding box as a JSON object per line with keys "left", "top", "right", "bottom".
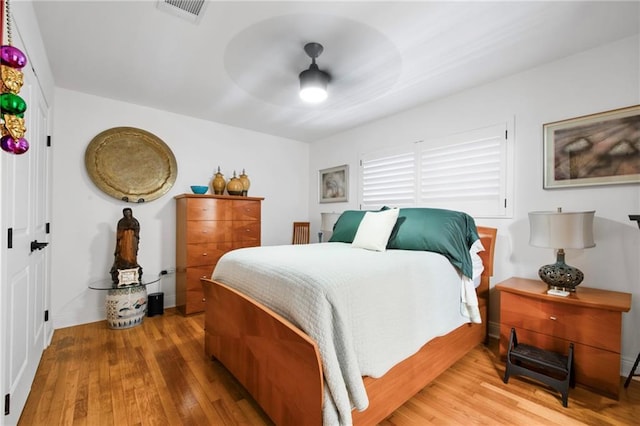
{"left": 185, "top": 266, "right": 212, "bottom": 314}
{"left": 501, "top": 292, "right": 621, "bottom": 352}
{"left": 186, "top": 242, "right": 234, "bottom": 267}
{"left": 186, "top": 221, "right": 233, "bottom": 243}
{"left": 232, "top": 221, "right": 261, "bottom": 243}
{"left": 232, "top": 200, "right": 261, "bottom": 221}
{"left": 187, "top": 265, "right": 214, "bottom": 285}
{"left": 186, "top": 198, "right": 232, "bottom": 221}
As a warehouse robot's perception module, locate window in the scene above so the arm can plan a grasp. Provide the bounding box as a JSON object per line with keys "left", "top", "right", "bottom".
{"left": 360, "top": 122, "right": 512, "bottom": 218}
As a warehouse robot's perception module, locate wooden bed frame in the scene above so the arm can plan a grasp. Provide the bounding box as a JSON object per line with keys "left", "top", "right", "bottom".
{"left": 201, "top": 226, "right": 497, "bottom": 426}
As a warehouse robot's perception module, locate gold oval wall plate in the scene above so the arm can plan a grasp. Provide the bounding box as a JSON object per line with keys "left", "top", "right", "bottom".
{"left": 85, "top": 127, "right": 178, "bottom": 203}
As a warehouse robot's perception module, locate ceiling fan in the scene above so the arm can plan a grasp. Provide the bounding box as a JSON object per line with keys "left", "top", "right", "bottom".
{"left": 299, "top": 42, "right": 330, "bottom": 103}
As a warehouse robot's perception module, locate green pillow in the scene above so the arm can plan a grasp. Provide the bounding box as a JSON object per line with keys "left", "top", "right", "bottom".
{"left": 386, "top": 208, "right": 479, "bottom": 279}
{"left": 328, "top": 210, "right": 368, "bottom": 243}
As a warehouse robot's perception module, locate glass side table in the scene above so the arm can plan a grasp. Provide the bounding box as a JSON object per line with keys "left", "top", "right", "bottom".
{"left": 89, "top": 276, "right": 161, "bottom": 329}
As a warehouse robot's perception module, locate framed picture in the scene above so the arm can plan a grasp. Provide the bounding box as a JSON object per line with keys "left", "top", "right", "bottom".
{"left": 319, "top": 165, "right": 349, "bottom": 203}
{"left": 117, "top": 268, "right": 140, "bottom": 287}
{"left": 543, "top": 105, "right": 640, "bottom": 189}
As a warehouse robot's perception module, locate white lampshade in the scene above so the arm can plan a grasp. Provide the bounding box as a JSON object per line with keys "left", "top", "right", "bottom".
{"left": 321, "top": 212, "right": 341, "bottom": 233}
{"left": 529, "top": 210, "right": 595, "bottom": 249}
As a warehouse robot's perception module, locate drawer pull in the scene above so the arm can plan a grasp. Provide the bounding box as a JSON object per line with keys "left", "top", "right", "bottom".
{"left": 549, "top": 316, "right": 557, "bottom": 321}
{"left": 246, "top": 228, "right": 250, "bottom": 232}
{"left": 202, "top": 253, "right": 208, "bottom": 256}
{"left": 202, "top": 298, "right": 206, "bottom": 302}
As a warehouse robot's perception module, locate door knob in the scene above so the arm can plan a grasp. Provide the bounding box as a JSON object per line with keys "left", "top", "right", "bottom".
{"left": 30, "top": 240, "right": 49, "bottom": 252}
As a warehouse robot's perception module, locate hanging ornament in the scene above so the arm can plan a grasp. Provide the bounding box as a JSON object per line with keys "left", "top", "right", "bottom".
{"left": 1, "top": 0, "right": 29, "bottom": 155}
{"left": 1, "top": 92, "right": 26, "bottom": 114}
{"left": 1, "top": 64, "right": 23, "bottom": 93}
{"left": 3, "top": 113, "right": 26, "bottom": 139}
{"left": 0, "top": 134, "right": 28, "bottom": 154}
{"left": 0, "top": 45, "right": 26, "bottom": 68}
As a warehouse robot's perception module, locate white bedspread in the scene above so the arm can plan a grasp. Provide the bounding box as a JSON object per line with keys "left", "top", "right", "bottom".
{"left": 212, "top": 242, "right": 479, "bottom": 425}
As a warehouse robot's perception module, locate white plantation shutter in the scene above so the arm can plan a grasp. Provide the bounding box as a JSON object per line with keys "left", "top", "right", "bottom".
{"left": 360, "top": 123, "right": 510, "bottom": 217}
{"left": 420, "top": 124, "right": 506, "bottom": 216}
{"left": 361, "top": 149, "right": 416, "bottom": 209}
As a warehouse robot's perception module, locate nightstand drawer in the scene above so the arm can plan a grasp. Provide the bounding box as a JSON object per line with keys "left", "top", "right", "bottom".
{"left": 501, "top": 292, "right": 621, "bottom": 352}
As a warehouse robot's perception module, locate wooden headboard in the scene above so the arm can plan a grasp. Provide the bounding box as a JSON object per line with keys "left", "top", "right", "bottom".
{"left": 476, "top": 226, "right": 497, "bottom": 340}
{"left": 477, "top": 226, "right": 497, "bottom": 278}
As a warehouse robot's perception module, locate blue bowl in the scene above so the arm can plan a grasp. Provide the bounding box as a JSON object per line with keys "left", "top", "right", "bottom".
{"left": 190, "top": 185, "right": 208, "bottom": 194}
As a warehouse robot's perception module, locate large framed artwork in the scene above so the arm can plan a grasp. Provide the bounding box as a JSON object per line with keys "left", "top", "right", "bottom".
{"left": 543, "top": 105, "right": 640, "bottom": 189}
{"left": 319, "top": 164, "right": 348, "bottom": 203}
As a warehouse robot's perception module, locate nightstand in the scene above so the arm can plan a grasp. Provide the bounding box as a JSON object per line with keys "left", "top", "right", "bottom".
{"left": 496, "top": 277, "right": 631, "bottom": 400}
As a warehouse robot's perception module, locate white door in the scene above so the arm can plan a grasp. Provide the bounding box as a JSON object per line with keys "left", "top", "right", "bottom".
{"left": 1, "top": 40, "right": 51, "bottom": 424}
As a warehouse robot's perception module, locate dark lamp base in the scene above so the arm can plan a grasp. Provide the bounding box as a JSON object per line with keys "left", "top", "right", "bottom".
{"left": 538, "top": 261, "right": 584, "bottom": 292}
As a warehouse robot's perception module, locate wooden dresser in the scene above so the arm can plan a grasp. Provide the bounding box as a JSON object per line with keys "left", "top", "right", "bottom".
{"left": 175, "top": 194, "right": 263, "bottom": 315}
{"left": 496, "top": 277, "right": 631, "bottom": 399}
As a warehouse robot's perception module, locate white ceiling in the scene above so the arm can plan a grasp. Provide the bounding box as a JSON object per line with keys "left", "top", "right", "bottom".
{"left": 32, "top": 1, "right": 639, "bottom": 143}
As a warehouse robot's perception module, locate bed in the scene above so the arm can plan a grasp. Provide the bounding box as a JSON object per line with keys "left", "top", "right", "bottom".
{"left": 200, "top": 207, "right": 497, "bottom": 426}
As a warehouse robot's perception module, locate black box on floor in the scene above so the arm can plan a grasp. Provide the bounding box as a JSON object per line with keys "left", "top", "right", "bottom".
{"left": 147, "top": 292, "right": 164, "bottom": 317}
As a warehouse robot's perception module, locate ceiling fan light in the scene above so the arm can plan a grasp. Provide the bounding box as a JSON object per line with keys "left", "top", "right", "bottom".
{"left": 299, "top": 66, "right": 329, "bottom": 103}
{"left": 300, "top": 86, "right": 328, "bottom": 103}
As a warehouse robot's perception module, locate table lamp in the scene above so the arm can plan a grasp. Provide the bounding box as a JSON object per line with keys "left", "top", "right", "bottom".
{"left": 528, "top": 208, "right": 595, "bottom": 295}
{"left": 319, "top": 212, "right": 341, "bottom": 242}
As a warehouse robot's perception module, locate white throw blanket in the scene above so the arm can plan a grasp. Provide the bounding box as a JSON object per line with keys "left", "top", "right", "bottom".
{"left": 212, "top": 243, "right": 480, "bottom": 425}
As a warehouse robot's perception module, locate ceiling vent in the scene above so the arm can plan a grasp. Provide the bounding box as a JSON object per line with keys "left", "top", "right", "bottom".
{"left": 156, "top": 0, "right": 207, "bottom": 23}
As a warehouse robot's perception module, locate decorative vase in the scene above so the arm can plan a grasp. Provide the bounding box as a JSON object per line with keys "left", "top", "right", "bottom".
{"left": 226, "top": 170, "right": 244, "bottom": 196}
{"left": 239, "top": 169, "right": 251, "bottom": 196}
{"left": 211, "top": 166, "right": 226, "bottom": 195}
{"left": 105, "top": 285, "right": 147, "bottom": 329}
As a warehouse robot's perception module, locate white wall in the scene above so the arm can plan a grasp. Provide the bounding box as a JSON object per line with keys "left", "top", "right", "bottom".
{"left": 309, "top": 36, "right": 640, "bottom": 375}
{"left": 51, "top": 89, "right": 309, "bottom": 328}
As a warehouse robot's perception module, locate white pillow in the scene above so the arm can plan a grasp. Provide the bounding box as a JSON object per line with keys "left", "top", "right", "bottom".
{"left": 352, "top": 208, "right": 399, "bottom": 252}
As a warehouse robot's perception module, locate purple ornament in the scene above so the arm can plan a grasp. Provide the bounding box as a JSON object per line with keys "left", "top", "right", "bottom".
{"left": 12, "top": 137, "right": 29, "bottom": 154}
{"left": 0, "top": 135, "right": 12, "bottom": 152}
{"left": 1, "top": 135, "right": 29, "bottom": 154}
{"left": 1, "top": 45, "right": 27, "bottom": 69}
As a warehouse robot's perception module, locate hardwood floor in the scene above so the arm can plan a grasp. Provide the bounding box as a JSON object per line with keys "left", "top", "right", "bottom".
{"left": 19, "top": 308, "right": 639, "bottom": 425}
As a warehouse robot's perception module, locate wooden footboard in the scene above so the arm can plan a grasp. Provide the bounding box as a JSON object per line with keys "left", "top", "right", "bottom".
{"left": 201, "top": 280, "right": 323, "bottom": 425}
{"left": 201, "top": 226, "right": 497, "bottom": 426}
